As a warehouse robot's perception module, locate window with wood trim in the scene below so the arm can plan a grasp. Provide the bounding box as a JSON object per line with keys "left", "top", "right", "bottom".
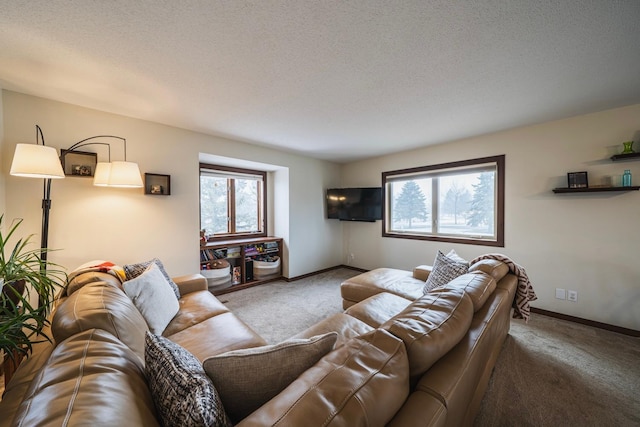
{"left": 200, "top": 164, "right": 266, "bottom": 240}
{"left": 382, "top": 155, "right": 505, "bottom": 247}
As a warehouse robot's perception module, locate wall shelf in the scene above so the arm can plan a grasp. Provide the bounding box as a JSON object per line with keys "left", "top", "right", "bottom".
{"left": 610, "top": 152, "right": 640, "bottom": 161}
{"left": 552, "top": 186, "right": 640, "bottom": 194}
{"left": 200, "top": 236, "right": 283, "bottom": 295}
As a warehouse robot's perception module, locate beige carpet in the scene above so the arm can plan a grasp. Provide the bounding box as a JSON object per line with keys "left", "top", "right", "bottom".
{"left": 220, "top": 268, "right": 640, "bottom": 426}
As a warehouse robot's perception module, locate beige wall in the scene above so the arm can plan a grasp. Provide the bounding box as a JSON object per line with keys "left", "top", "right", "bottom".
{"left": 1, "top": 90, "right": 344, "bottom": 278}
{"left": 341, "top": 104, "right": 640, "bottom": 331}
{"left": 3, "top": 90, "right": 638, "bottom": 330}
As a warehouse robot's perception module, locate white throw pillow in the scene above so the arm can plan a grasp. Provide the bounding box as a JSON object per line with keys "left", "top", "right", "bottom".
{"left": 446, "top": 249, "right": 469, "bottom": 266}
{"left": 123, "top": 263, "right": 180, "bottom": 334}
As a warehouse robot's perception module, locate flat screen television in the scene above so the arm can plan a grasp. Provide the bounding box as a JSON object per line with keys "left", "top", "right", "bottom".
{"left": 326, "top": 187, "right": 382, "bottom": 222}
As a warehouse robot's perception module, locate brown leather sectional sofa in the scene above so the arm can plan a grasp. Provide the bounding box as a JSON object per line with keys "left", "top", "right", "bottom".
{"left": 0, "top": 258, "right": 516, "bottom": 426}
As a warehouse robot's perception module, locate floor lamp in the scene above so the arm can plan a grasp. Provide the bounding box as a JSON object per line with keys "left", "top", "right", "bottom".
{"left": 9, "top": 125, "right": 65, "bottom": 267}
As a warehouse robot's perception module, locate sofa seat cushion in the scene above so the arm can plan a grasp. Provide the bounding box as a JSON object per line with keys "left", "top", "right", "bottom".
{"left": 382, "top": 288, "right": 474, "bottom": 377}
{"left": 344, "top": 292, "right": 413, "bottom": 328}
{"left": 52, "top": 282, "right": 149, "bottom": 360}
{"left": 388, "top": 390, "right": 447, "bottom": 427}
{"left": 163, "top": 290, "right": 230, "bottom": 337}
{"left": 203, "top": 332, "right": 338, "bottom": 423}
{"left": 289, "top": 313, "right": 375, "bottom": 348}
{"left": 431, "top": 271, "right": 497, "bottom": 312}
{"left": 165, "top": 312, "right": 267, "bottom": 362}
{"left": 341, "top": 268, "right": 424, "bottom": 307}
{"left": 9, "top": 329, "right": 159, "bottom": 427}
{"left": 237, "top": 329, "right": 409, "bottom": 427}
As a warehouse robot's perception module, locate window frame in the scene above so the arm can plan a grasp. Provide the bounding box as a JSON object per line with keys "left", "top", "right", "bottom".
{"left": 199, "top": 163, "right": 267, "bottom": 242}
{"left": 382, "top": 155, "right": 505, "bottom": 247}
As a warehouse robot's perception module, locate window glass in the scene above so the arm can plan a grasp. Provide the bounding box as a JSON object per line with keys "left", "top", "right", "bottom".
{"left": 234, "top": 178, "right": 259, "bottom": 232}
{"left": 200, "top": 175, "right": 229, "bottom": 235}
{"left": 200, "top": 165, "right": 266, "bottom": 239}
{"left": 383, "top": 155, "right": 504, "bottom": 246}
{"left": 389, "top": 177, "right": 432, "bottom": 233}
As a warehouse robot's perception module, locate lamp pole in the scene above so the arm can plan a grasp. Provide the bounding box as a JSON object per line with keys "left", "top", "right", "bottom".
{"left": 35, "top": 125, "right": 53, "bottom": 267}
{"left": 40, "top": 178, "right": 52, "bottom": 265}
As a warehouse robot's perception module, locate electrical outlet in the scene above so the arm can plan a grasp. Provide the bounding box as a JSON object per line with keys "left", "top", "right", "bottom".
{"left": 567, "top": 290, "right": 578, "bottom": 302}
{"left": 555, "top": 288, "right": 566, "bottom": 300}
{"left": 349, "top": 253, "right": 355, "bottom": 261}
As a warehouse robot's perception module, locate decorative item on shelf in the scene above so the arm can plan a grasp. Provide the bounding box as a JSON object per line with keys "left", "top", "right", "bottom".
{"left": 144, "top": 173, "right": 171, "bottom": 195}
{"left": 64, "top": 135, "right": 143, "bottom": 188}
{"left": 622, "top": 169, "right": 632, "bottom": 187}
{"left": 567, "top": 171, "right": 588, "bottom": 189}
{"left": 60, "top": 150, "right": 97, "bottom": 177}
{"left": 621, "top": 141, "right": 635, "bottom": 154}
{"left": 232, "top": 267, "right": 241, "bottom": 285}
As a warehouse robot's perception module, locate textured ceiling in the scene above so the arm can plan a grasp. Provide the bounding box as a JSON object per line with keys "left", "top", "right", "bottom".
{"left": 1, "top": 1, "right": 639, "bottom": 162}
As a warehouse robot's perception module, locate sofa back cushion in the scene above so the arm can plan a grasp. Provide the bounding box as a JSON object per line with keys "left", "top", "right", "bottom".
{"left": 432, "top": 271, "right": 497, "bottom": 312}
{"left": 52, "top": 282, "right": 149, "bottom": 359}
{"left": 237, "top": 329, "right": 409, "bottom": 427}
{"left": 66, "top": 270, "right": 122, "bottom": 296}
{"left": 381, "top": 289, "right": 474, "bottom": 377}
{"left": 469, "top": 259, "right": 509, "bottom": 281}
{"left": 9, "top": 329, "right": 159, "bottom": 427}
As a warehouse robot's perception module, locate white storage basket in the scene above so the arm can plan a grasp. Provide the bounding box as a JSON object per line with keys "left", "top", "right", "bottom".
{"left": 201, "top": 264, "right": 231, "bottom": 290}
{"left": 253, "top": 256, "right": 280, "bottom": 279}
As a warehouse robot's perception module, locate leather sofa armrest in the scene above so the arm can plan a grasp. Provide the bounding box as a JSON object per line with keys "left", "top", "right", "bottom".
{"left": 413, "top": 265, "right": 432, "bottom": 281}
{"left": 173, "top": 274, "right": 207, "bottom": 296}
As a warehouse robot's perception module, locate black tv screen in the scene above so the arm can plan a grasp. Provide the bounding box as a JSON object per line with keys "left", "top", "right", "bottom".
{"left": 326, "top": 187, "right": 382, "bottom": 222}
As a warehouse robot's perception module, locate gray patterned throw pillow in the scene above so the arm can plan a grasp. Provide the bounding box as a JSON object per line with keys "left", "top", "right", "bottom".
{"left": 145, "top": 332, "right": 231, "bottom": 427}
{"left": 423, "top": 250, "right": 469, "bottom": 293}
{"left": 124, "top": 258, "right": 181, "bottom": 299}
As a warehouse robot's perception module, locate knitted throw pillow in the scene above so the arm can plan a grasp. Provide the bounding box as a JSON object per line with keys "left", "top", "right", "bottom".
{"left": 423, "top": 250, "right": 469, "bottom": 293}
{"left": 145, "top": 332, "right": 231, "bottom": 427}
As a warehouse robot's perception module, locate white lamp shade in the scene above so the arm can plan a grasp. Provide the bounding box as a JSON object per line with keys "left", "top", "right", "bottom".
{"left": 108, "top": 161, "right": 143, "bottom": 188}
{"left": 93, "top": 162, "right": 112, "bottom": 186}
{"left": 10, "top": 144, "right": 65, "bottom": 179}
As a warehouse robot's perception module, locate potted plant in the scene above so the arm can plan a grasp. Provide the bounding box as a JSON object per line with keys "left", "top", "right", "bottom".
{"left": 0, "top": 215, "right": 65, "bottom": 367}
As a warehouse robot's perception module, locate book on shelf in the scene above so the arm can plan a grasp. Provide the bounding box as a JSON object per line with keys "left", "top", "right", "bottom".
{"left": 227, "top": 247, "right": 241, "bottom": 258}
{"left": 200, "top": 248, "right": 229, "bottom": 262}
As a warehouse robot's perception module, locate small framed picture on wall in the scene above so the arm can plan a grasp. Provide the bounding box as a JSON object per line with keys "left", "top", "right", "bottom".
{"left": 567, "top": 171, "right": 588, "bottom": 189}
